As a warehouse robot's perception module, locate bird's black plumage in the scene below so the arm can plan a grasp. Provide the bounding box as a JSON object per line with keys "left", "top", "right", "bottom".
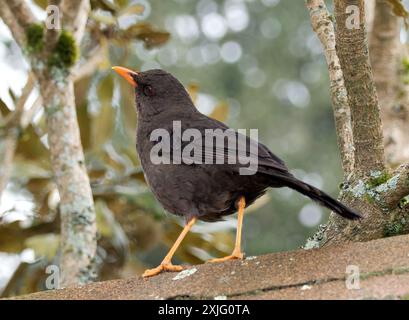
{"left": 131, "top": 69, "right": 361, "bottom": 223}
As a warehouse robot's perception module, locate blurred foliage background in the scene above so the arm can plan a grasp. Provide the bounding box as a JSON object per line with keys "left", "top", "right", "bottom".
{"left": 0, "top": 0, "right": 344, "bottom": 296}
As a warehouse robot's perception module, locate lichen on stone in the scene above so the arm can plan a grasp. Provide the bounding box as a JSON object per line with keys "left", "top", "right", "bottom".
{"left": 301, "top": 284, "right": 312, "bottom": 290}
{"left": 172, "top": 268, "right": 198, "bottom": 280}
{"left": 303, "top": 223, "right": 328, "bottom": 249}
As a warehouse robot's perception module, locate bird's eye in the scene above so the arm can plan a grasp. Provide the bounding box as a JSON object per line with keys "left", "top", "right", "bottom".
{"left": 143, "top": 85, "right": 155, "bottom": 97}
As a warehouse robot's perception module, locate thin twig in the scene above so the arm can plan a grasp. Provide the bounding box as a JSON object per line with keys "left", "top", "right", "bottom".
{"left": 0, "top": 3, "right": 27, "bottom": 47}
{"left": 61, "top": 0, "right": 91, "bottom": 45}
{"left": 71, "top": 45, "right": 105, "bottom": 82}
{"left": 6, "top": 0, "right": 37, "bottom": 29}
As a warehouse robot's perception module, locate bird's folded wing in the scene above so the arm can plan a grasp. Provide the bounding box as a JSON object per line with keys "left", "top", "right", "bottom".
{"left": 166, "top": 128, "right": 289, "bottom": 174}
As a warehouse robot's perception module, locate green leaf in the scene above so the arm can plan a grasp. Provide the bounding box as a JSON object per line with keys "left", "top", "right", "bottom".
{"left": 12, "top": 161, "right": 51, "bottom": 180}
{"left": 120, "top": 4, "right": 145, "bottom": 16}
{"left": 121, "top": 23, "right": 170, "bottom": 48}
{"left": 95, "top": 200, "right": 129, "bottom": 253}
{"left": 0, "top": 98, "right": 11, "bottom": 118}
{"left": 25, "top": 233, "right": 60, "bottom": 260}
{"left": 92, "top": 74, "right": 115, "bottom": 147}
{"left": 114, "top": 0, "right": 130, "bottom": 8}
{"left": 32, "top": 0, "right": 48, "bottom": 10}
{"left": 16, "top": 125, "right": 49, "bottom": 161}
{"left": 90, "top": 12, "right": 117, "bottom": 25}
{"left": 91, "top": 0, "right": 119, "bottom": 14}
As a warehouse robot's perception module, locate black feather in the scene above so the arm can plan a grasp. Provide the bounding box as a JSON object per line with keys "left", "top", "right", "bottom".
{"left": 274, "top": 174, "right": 362, "bottom": 220}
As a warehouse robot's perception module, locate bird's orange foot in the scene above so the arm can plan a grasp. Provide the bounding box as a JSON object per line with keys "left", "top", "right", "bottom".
{"left": 206, "top": 251, "right": 244, "bottom": 263}
{"left": 142, "top": 263, "right": 184, "bottom": 278}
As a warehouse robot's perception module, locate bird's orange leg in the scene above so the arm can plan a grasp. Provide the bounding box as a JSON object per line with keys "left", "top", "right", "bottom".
{"left": 143, "top": 217, "right": 197, "bottom": 278}
{"left": 207, "top": 197, "right": 246, "bottom": 263}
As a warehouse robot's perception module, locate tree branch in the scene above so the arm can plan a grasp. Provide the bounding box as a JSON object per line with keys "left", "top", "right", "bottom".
{"left": 6, "top": 0, "right": 37, "bottom": 29}
{"left": 306, "top": 0, "right": 354, "bottom": 178}
{"left": 365, "top": 0, "right": 376, "bottom": 33}
{"left": 305, "top": 0, "right": 402, "bottom": 247}
{"left": 10, "top": 75, "right": 36, "bottom": 126}
{"left": 20, "top": 96, "right": 42, "bottom": 129}
{"left": 334, "top": 0, "right": 385, "bottom": 178}
{"left": 45, "top": 0, "right": 63, "bottom": 52}
{"left": 369, "top": 0, "right": 405, "bottom": 166}
{"left": 2, "top": 0, "right": 97, "bottom": 287}
{"left": 0, "top": 74, "right": 35, "bottom": 202}
{"left": 39, "top": 79, "right": 97, "bottom": 288}
{"left": 71, "top": 46, "right": 105, "bottom": 82}
{"left": 37, "top": 0, "right": 97, "bottom": 287}
{"left": 377, "top": 163, "right": 409, "bottom": 208}
{"left": 370, "top": 0, "right": 400, "bottom": 107}
{"left": 61, "top": 0, "right": 90, "bottom": 45}
{"left": 0, "top": 133, "right": 18, "bottom": 202}
{"left": 0, "top": 2, "right": 28, "bottom": 47}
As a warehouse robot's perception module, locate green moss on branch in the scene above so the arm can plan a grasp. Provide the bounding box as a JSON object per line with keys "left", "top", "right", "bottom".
{"left": 48, "top": 30, "right": 78, "bottom": 70}
{"left": 26, "top": 23, "right": 44, "bottom": 54}
{"left": 367, "top": 171, "right": 391, "bottom": 189}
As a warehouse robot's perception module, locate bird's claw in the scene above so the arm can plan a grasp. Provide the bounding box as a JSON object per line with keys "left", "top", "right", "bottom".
{"left": 206, "top": 251, "right": 244, "bottom": 263}
{"left": 142, "top": 263, "right": 184, "bottom": 278}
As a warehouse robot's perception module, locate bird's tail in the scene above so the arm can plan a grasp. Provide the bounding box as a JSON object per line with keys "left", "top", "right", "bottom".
{"left": 274, "top": 174, "right": 362, "bottom": 220}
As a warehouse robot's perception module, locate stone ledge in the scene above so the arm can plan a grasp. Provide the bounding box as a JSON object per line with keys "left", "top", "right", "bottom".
{"left": 11, "top": 234, "right": 409, "bottom": 300}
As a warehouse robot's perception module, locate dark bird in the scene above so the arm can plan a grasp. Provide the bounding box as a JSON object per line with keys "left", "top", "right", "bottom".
{"left": 112, "top": 67, "right": 361, "bottom": 278}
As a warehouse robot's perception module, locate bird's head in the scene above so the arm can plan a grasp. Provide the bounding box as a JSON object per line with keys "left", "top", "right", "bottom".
{"left": 112, "top": 67, "right": 195, "bottom": 117}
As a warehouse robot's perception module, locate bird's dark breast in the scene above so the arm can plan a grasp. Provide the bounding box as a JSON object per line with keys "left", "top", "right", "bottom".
{"left": 135, "top": 117, "right": 279, "bottom": 223}
{"left": 189, "top": 165, "right": 270, "bottom": 222}
{"left": 139, "top": 157, "right": 270, "bottom": 222}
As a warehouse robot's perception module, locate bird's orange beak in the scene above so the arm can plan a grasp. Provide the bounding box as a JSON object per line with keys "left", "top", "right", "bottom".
{"left": 112, "top": 66, "right": 138, "bottom": 87}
